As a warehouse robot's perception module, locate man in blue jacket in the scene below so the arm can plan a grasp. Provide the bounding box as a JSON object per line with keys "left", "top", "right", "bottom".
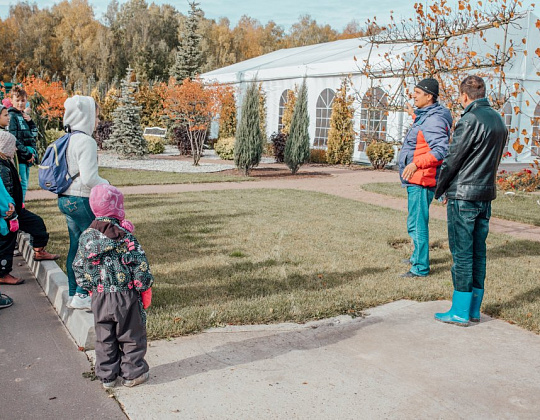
{"left": 434, "top": 75, "right": 507, "bottom": 326}
{"left": 398, "top": 78, "right": 452, "bottom": 278}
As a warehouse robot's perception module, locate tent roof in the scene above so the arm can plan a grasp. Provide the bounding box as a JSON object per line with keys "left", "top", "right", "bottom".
{"left": 201, "top": 38, "right": 408, "bottom": 84}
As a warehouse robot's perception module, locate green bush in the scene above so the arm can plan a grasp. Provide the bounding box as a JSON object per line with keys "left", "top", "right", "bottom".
{"left": 366, "top": 141, "right": 395, "bottom": 170}
{"left": 215, "top": 137, "right": 235, "bottom": 160}
{"left": 144, "top": 135, "right": 165, "bottom": 154}
{"left": 45, "top": 129, "right": 65, "bottom": 145}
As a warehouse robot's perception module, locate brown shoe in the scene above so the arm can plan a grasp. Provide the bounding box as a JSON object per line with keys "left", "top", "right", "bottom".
{"left": 33, "top": 248, "right": 60, "bottom": 261}
{"left": 0, "top": 274, "right": 24, "bottom": 285}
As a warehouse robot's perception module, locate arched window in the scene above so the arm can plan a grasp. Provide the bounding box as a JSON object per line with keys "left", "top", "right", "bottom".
{"left": 278, "top": 89, "right": 291, "bottom": 133}
{"left": 358, "top": 87, "right": 388, "bottom": 152}
{"left": 501, "top": 101, "right": 512, "bottom": 155}
{"left": 313, "top": 88, "right": 335, "bottom": 148}
{"left": 532, "top": 103, "right": 540, "bottom": 157}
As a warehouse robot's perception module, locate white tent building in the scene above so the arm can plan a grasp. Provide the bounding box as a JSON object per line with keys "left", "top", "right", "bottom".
{"left": 202, "top": 11, "right": 540, "bottom": 164}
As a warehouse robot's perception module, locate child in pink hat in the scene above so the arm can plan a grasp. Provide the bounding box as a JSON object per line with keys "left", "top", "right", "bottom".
{"left": 73, "top": 184, "right": 153, "bottom": 389}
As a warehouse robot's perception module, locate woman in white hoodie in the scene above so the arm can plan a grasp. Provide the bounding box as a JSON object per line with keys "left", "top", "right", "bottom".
{"left": 59, "top": 96, "right": 108, "bottom": 310}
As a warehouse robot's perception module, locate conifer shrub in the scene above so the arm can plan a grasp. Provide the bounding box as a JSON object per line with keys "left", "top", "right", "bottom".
{"left": 284, "top": 80, "right": 310, "bottom": 174}
{"left": 270, "top": 132, "right": 287, "bottom": 163}
{"left": 326, "top": 78, "right": 355, "bottom": 165}
{"left": 366, "top": 141, "right": 395, "bottom": 170}
{"left": 145, "top": 135, "right": 165, "bottom": 154}
{"left": 234, "top": 82, "right": 263, "bottom": 175}
{"left": 215, "top": 137, "right": 235, "bottom": 160}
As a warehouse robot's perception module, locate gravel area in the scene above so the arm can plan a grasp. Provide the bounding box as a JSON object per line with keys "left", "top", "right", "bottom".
{"left": 98, "top": 151, "right": 235, "bottom": 173}
{"left": 98, "top": 146, "right": 274, "bottom": 172}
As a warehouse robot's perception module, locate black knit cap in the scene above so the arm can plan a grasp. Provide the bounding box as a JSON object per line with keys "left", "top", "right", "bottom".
{"left": 416, "top": 78, "right": 439, "bottom": 98}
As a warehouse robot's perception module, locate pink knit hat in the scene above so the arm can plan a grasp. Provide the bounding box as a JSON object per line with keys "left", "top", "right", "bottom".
{"left": 90, "top": 184, "right": 125, "bottom": 220}
{"left": 90, "top": 184, "right": 135, "bottom": 232}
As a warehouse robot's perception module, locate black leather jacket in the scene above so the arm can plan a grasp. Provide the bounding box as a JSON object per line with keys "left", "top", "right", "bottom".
{"left": 0, "top": 157, "right": 23, "bottom": 214}
{"left": 435, "top": 98, "right": 507, "bottom": 201}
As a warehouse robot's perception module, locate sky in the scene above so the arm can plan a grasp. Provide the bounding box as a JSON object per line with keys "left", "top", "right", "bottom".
{"left": 0, "top": 0, "right": 535, "bottom": 29}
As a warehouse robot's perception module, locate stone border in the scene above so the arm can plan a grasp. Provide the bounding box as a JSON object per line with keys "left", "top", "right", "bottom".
{"left": 18, "top": 232, "right": 96, "bottom": 350}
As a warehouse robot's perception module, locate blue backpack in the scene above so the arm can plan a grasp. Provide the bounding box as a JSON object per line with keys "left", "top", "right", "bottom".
{"left": 38, "top": 130, "right": 82, "bottom": 194}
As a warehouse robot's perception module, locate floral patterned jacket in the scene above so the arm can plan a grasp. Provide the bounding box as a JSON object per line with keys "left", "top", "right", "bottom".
{"left": 73, "top": 217, "right": 154, "bottom": 305}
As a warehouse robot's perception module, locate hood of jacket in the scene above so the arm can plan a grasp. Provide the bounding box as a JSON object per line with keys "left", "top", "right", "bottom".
{"left": 63, "top": 95, "right": 95, "bottom": 136}
{"left": 84, "top": 218, "right": 129, "bottom": 257}
{"left": 414, "top": 102, "right": 453, "bottom": 128}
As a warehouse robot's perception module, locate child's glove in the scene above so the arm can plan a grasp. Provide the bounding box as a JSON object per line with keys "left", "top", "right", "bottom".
{"left": 9, "top": 217, "right": 19, "bottom": 232}
{"left": 141, "top": 288, "right": 152, "bottom": 309}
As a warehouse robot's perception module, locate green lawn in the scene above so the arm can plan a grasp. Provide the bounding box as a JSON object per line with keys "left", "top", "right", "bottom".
{"left": 28, "top": 166, "right": 253, "bottom": 190}
{"left": 361, "top": 182, "right": 540, "bottom": 226}
{"left": 31, "top": 189, "right": 540, "bottom": 340}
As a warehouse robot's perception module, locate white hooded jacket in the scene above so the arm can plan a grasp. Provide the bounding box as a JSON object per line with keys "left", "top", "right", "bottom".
{"left": 63, "top": 95, "right": 108, "bottom": 197}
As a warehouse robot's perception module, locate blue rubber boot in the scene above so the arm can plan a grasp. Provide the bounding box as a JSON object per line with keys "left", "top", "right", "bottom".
{"left": 470, "top": 288, "right": 484, "bottom": 322}
{"left": 434, "top": 291, "right": 473, "bottom": 326}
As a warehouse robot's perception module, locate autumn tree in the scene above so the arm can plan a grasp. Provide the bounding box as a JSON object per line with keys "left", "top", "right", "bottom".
{"left": 23, "top": 76, "right": 67, "bottom": 124}
{"left": 284, "top": 80, "right": 310, "bottom": 174}
{"left": 326, "top": 78, "right": 356, "bottom": 165}
{"left": 170, "top": 1, "right": 203, "bottom": 81}
{"left": 135, "top": 82, "right": 167, "bottom": 127}
{"left": 286, "top": 15, "right": 338, "bottom": 48}
{"left": 164, "top": 77, "right": 220, "bottom": 165}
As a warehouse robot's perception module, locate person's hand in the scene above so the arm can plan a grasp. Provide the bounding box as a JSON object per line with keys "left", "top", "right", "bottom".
{"left": 405, "top": 102, "right": 415, "bottom": 118}
{"left": 22, "top": 112, "right": 31, "bottom": 121}
{"left": 4, "top": 203, "right": 14, "bottom": 219}
{"left": 402, "top": 162, "right": 417, "bottom": 181}
{"left": 28, "top": 155, "right": 35, "bottom": 163}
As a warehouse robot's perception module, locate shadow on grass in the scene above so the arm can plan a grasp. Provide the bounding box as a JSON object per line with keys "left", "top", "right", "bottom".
{"left": 488, "top": 240, "right": 540, "bottom": 259}
{"left": 149, "top": 315, "right": 382, "bottom": 385}
{"left": 154, "top": 263, "right": 389, "bottom": 308}
{"left": 483, "top": 286, "right": 540, "bottom": 317}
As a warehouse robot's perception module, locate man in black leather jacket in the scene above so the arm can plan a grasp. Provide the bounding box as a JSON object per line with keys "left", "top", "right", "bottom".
{"left": 434, "top": 75, "right": 507, "bottom": 326}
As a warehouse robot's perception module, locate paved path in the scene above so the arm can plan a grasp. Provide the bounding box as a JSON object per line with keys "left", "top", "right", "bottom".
{"left": 106, "top": 301, "right": 540, "bottom": 419}
{"left": 0, "top": 256, "right": 125, "bottom": 420}
{"left": 27, "top": 164, "right": 540, "bottom": 242}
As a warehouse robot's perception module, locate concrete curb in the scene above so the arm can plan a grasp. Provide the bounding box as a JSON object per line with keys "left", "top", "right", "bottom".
{"left": 18, "top": 232, "right": 96, "bottom": 350}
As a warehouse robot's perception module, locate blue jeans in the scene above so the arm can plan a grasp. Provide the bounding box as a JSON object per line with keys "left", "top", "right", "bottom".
{"left": 19, "top": 163, "right": 30, "bottom": 202}
{"left": 407, "top": 185, "right": 435, "bottom": 276}
{"left": 58, "top": 196, "right": 95, "bottom": 296}
{"left": 447, "top": 199, "right": 491, "bottom": 292}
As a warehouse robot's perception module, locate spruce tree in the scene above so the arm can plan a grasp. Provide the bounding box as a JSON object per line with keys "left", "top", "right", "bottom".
{"left": 234, "top": 83, "right": 263, "bottom": 175}
{"left": 170, "top": 1, "right": 203, "bottom": 82}
{"left": 326, "top": 77, "right": 355, "bottom": 165}
{"left": 105, "top": 67, "right": 148, "bottom": 158}
{"left": 284, "top": 80, "right": 310, "bottom": 174}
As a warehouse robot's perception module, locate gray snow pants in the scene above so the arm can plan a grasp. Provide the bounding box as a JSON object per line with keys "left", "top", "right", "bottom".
{"left": 91, "top": 290, "right": 149, "bottom": 382}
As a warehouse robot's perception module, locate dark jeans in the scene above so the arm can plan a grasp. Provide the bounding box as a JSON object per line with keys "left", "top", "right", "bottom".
{"left": 447, "top": 199, "right": 491, "bottom": 292}
{"left": 0, "top": 208, "right": 49, "bottom": 277}
{"left": 58, "top": 195, "right": 95, "bottom": 296}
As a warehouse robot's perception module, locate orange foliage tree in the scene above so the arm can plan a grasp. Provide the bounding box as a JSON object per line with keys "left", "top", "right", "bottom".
{"left": 23, "top": 75, "right": 67, "bottom": 122}
{"left": 163, "top": 78, "right": 221, "bottom": 165}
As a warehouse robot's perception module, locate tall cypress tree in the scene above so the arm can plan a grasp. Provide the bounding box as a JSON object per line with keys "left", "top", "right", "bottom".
{"left": 234, "top": 83, "right": 263, "bottom": 175}
{"left": 284, "top": 79, "right": 310, "bottom": 174}
{"left": 105, "top": 67, "right": 148, "bottom": 158}
{"left": 170, "top": 1, "right": 203, "bottom": 82}
{"left": 326, "top": 77, "right": 355, "bottom": 165}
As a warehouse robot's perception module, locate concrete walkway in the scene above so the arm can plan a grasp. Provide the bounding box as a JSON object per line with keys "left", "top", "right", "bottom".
{"left": 0, "top": 255, "right": 125, "bottom": 419}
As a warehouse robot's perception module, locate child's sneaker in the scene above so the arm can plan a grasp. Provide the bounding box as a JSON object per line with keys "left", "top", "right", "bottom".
{"left": 68, "top": 294, "right": 91, "bottom": 310}
{"left": 122, "top": 372, "right": 149, "bottom": 388}
{"left": 102, "top": 378, "right": 118, "bottom": 389}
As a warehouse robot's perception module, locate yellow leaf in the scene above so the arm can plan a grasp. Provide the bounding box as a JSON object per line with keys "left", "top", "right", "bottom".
{"left": 536, "top": 19, "right": 540, "bottom": 29}
{"left": 470, "top": 51, "right": 477, "bottom": 57}
{"left": 513, "top": 106, "right": 521, "bottom": 115}
{"left": 513, "top": 141, "right": 524, "bottom": 154}
{"left": 536, "top": 47, "right": 540, "bottom": 57}
{"left": 524, "top": 137, "right": 530, "bottom": 145}
{"left": 523, "top": 38, "right": 527, "bottom": 44}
